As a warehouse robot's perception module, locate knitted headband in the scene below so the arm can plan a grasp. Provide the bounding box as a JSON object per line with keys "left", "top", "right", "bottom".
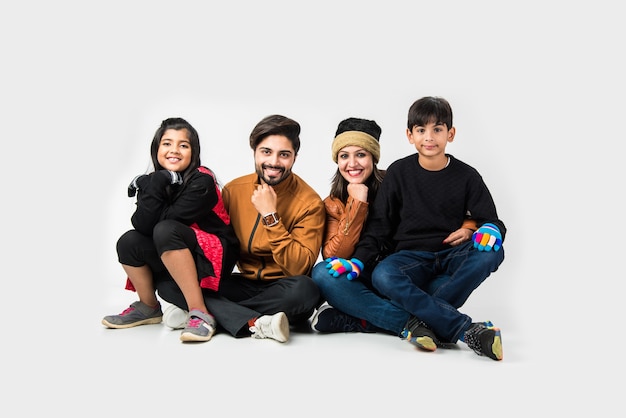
{"left": 331, "top": 131, "right": 380, "bottom": 163}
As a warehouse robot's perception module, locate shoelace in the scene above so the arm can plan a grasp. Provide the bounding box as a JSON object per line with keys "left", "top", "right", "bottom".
{"left": 187, "top": 317, "right": 204, "bottom": 328}
{"left": 249, "top": 324, "right": 268, "bottom": 338}
{"left": 120, "top": 307, "right": 135, "bottom": 316}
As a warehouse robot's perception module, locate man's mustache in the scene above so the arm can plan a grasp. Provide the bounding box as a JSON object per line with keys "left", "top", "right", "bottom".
{"left": 262, "top": 164, "right": 284, "bottom": 172}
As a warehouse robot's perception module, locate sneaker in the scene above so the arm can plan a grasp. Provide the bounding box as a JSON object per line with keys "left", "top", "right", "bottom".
{"left": 311, "top": 305, "right": 373, "bottom": 333}
{"left": 180, "top": 309, "right": 217, "bottom": 342}
{"left": 463, "top": 322, "right": 503, "bottom": 361}
{"left": 250, "top": 312, "right": 289, "bottom": 343}
{"left": 102, "top": 301, "right": 162, "bottom": 329}
{"left": 163, "top": 305, "right": 188, "bottom": 330}
{"left": 400, "top": 316, "right": 440, "bottom": 352}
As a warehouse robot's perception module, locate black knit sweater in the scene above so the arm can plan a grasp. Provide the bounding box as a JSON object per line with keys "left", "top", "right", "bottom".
{"left": 352, "top": 153, "right": 506, "bottom": 268}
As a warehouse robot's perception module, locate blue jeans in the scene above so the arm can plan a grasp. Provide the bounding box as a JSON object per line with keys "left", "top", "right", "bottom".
{"left": 371, "top": 242, "right": 505, "bottom": 343}
{"left": 311, "top": 261, "right": 411, "bottom": 335}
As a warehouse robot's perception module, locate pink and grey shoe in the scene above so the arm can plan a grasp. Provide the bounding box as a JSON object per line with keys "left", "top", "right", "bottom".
{"left": 102, "top": 301, "right": 163, "bottom": 329}
{"left": 180, "top": 309, "right": 217, "bottom": 342}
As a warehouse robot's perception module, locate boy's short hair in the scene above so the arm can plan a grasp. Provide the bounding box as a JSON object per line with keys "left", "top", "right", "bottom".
{"left": 249, "top": 114, "right": 301, "bottom": 153}
{"left": 407, "top": 96, "right": 453, "bottom": 130}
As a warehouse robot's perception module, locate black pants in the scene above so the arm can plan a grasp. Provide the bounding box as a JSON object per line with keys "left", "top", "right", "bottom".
{"left": 117, "top": 219, "right": 236, "bottom": 298}
{"left": 157, "top": 274, "right": 320, "bottom": 338}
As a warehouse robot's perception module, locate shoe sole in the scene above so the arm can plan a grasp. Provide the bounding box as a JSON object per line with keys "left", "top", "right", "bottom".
{"left": 101, "top": 316, "right": 162, "bottom": 329}
{"left": 163, "top": 305, "right": 188, "bottom": 330}
{"left": 406, "top": 334, "right": 437, "bottom": 352}
{"left": 402, "top": 327, "right": 439, "bottom": 352}
{"left": 180, "top": 325, "right": 216, "bottom": 342}
{"left": 481, "top": 327, "right": 503, "bottom": 361}
{"left": 271, "top": 312, "right": 290, "bottom": 343}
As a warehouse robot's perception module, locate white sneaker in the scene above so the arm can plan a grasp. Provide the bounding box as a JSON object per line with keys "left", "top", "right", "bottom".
{"left": 249, "top": 312, "right": 289, "bottom": 343}
{"left": 163, "top": 305, "right": 188, "bottom": 330}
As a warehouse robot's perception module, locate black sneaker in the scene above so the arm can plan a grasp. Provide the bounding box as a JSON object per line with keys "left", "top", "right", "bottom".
{"left": 311, "top": 305, "right": 373, "bottom": 333}
{"left": 464, "top": 321, "right": 503, "bottom": 361}
{"left": 400, "top": 316, "right": 440, "bottom": 352}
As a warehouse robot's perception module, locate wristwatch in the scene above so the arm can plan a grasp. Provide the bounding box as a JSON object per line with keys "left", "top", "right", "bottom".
{"left": 261, "top": 212, "right": 280, "bottom": 227}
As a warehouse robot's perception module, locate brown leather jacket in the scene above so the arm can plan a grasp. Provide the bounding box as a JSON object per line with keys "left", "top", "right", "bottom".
{"left": 322, "top": 196, "right": 368, "bottom": 259}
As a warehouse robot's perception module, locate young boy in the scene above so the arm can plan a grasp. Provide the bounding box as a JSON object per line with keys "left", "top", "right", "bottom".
{"left": 327, "top": 96, "right": 506, "bottom": 360}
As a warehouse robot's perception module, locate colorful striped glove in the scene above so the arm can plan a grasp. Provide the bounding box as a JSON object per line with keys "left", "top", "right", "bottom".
{"left": 472, "top": 223, "right": 502, "bottom": 252}
{"left": 325, "top": 257, "right": 364, "bottom": 280}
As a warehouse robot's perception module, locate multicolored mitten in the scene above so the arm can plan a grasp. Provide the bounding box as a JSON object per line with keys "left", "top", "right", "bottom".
{"left": 472, "top": 223, "right": 502, "bottom": 252}
{"left": 325, "top": 257, "right": 364, "bottom": 280}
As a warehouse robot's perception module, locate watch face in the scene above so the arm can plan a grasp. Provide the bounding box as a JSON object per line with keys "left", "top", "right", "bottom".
{"left": 263, "top": 212, "right": 279, "bottom": 226}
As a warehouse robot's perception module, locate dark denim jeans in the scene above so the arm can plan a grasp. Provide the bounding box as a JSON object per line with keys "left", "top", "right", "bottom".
{"left": 311, "top": 261, "right": 410, "bottom": 335}
{"left": 371, "top": 242, "right": 505, "bottom": 343}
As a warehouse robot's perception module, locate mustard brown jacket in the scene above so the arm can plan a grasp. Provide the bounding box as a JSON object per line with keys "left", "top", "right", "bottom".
{"left": 222, "top": 172, "right": 325, "bottom": 280}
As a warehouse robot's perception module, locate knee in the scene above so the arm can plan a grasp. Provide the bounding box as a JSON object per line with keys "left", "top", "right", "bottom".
{"left": 288, "top": 275, "right": 321, "bottom": 305}
{"left": 116, "top": 230, "right": 141, "bottom": 255}
{"left": 302, "top": 275, "right": 321, "bottom": 300}
{"left": 152, "top": 219, "right": 178, "bottom": 242}
{"left": 480, "top": 246, "right": 505, "bottom": 270}
{"left": 371, "top": 265, "right": 393, "bottom": 294}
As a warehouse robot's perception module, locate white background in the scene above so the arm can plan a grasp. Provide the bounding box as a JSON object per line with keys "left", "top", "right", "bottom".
{"left": 1, "top": 1, "right": 623, "bottom": 415}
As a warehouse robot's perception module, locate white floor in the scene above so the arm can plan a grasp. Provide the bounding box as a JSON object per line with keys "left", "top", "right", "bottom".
{"left": 93, "top": 296, "right": 524, "bottom": 416}
{"left": 92, "top": 300, "right": 520, "bottom": 407}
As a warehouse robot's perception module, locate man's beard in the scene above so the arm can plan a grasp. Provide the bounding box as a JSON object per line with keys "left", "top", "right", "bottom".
{"left": 256, "top": 164, "right": 291, "bottom": 186}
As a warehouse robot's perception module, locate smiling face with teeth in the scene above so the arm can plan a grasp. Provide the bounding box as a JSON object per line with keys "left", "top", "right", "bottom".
{"left": 336, "top": 145, "right": 374, "bottom": 185}
{"left": 156, "top": 128, "right": 193, "bottom": 173}
{"left": 253, "top": 134, "right": 296, "bottom": 186}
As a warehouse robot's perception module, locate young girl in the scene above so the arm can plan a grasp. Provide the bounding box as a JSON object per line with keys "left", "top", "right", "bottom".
{"left": 102, "top": 117, "right": 239, "bottom": 343}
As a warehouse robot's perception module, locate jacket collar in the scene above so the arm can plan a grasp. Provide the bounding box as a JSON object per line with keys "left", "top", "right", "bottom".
{"left": 256, "top": 172, "right": 296, "bottom": 195}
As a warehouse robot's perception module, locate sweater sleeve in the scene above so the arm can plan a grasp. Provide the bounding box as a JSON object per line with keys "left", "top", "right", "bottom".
{"left": 131, "top": 170, "right": 217, "bottom": 236}
{"left": 321, "top": 196, "right": 369, "bottom": 260}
